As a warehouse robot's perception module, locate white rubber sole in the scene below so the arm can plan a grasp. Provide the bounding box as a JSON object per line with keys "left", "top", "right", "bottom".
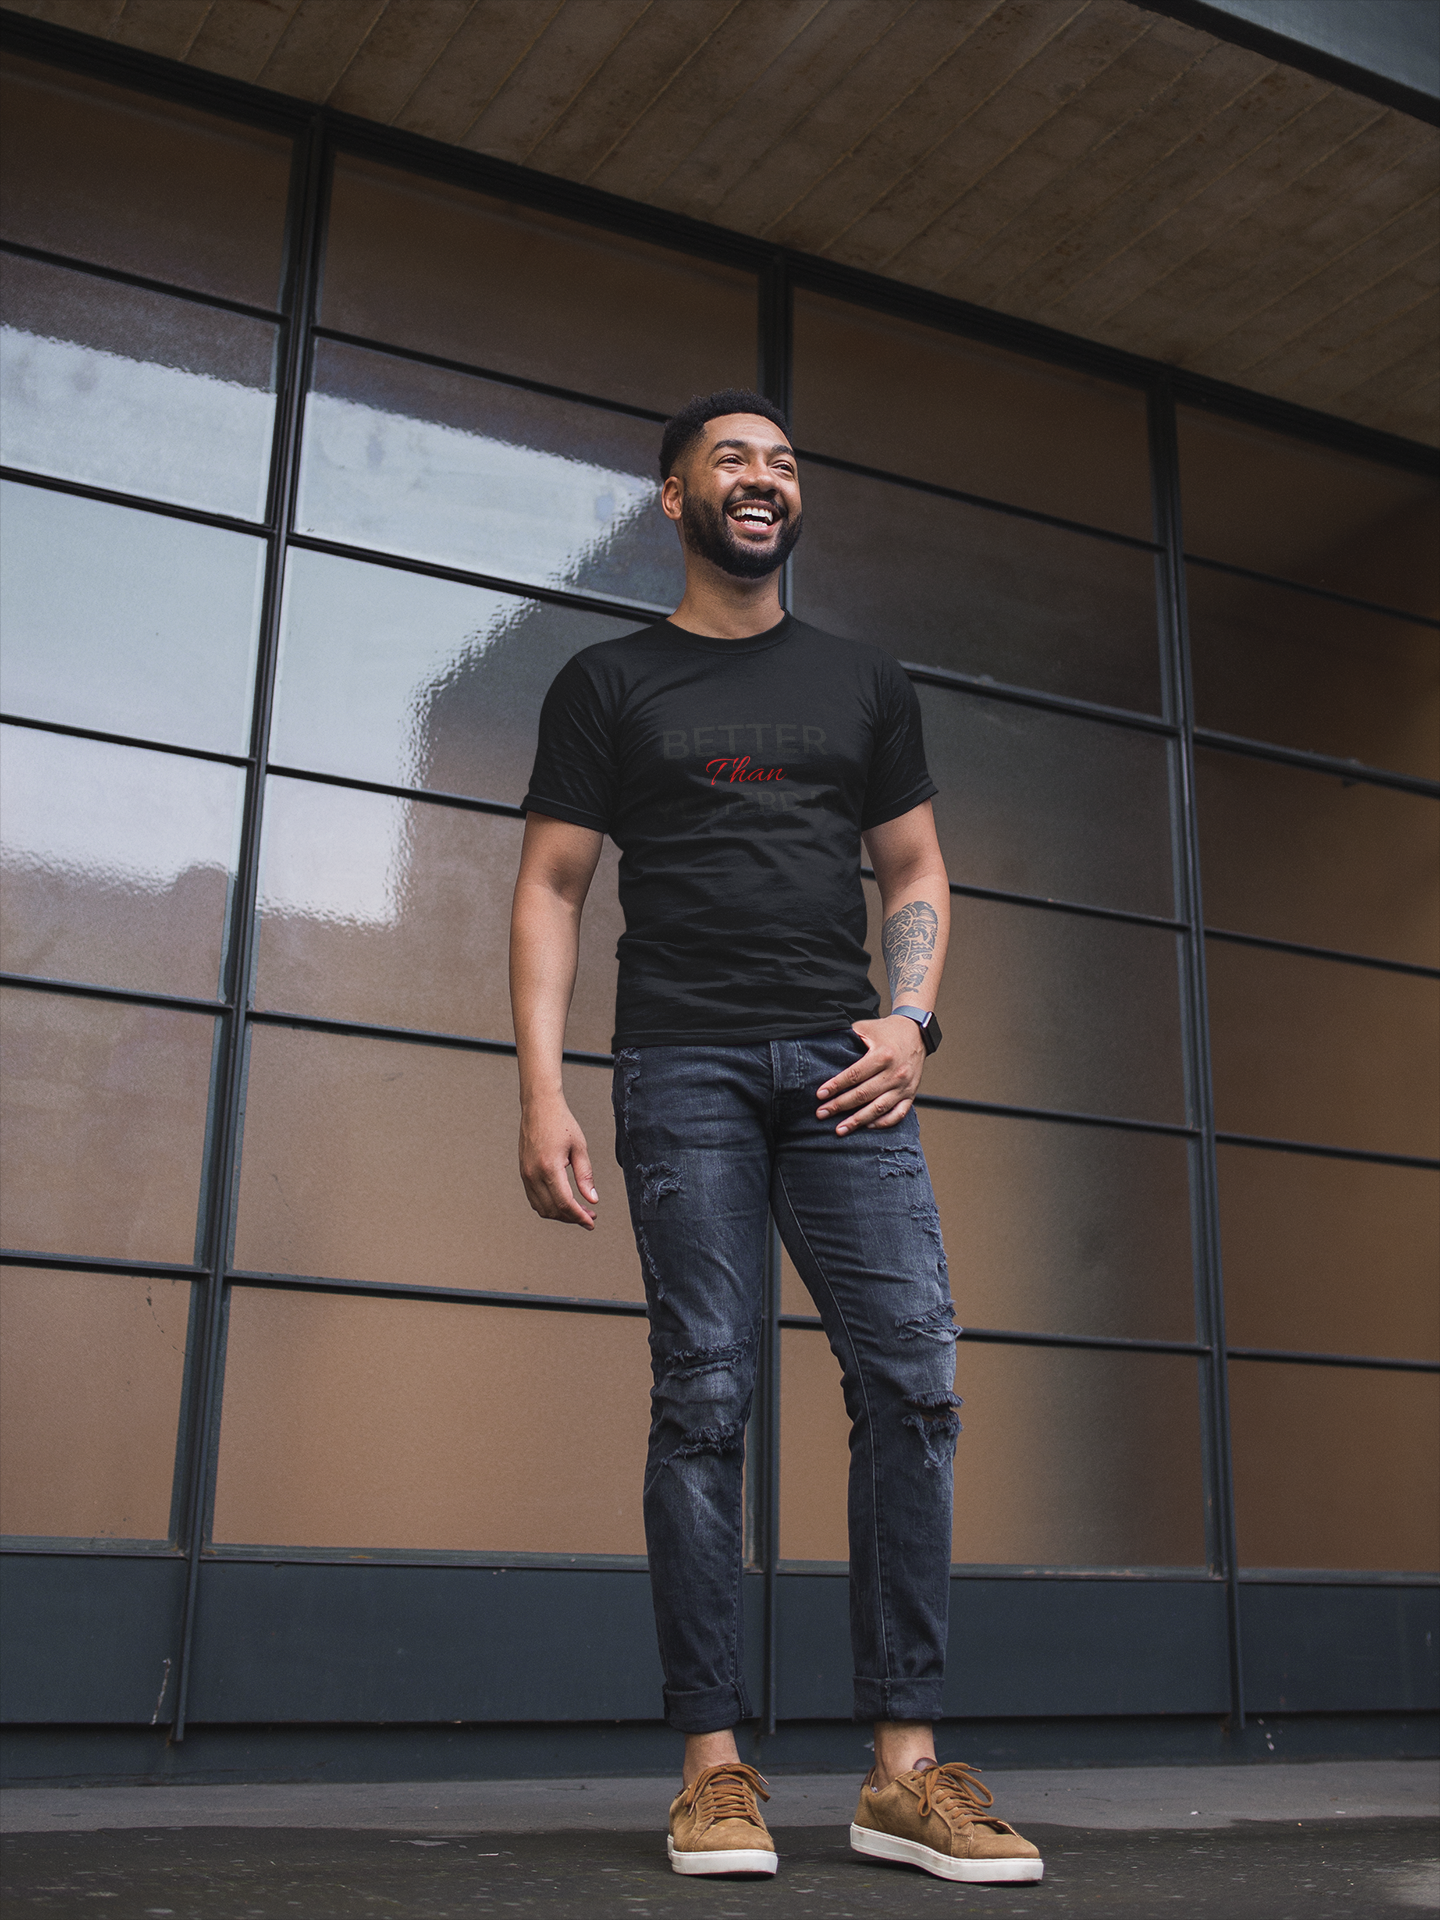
{"left": 850, "top": 1822, "right": 1044, "bottom": 1883}
{"left": 667, "top": 1835, "right": 777, "bottom": 1876}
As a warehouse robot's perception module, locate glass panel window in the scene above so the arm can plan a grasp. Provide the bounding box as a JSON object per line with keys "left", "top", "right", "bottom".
{"left": 233, "top": 1029, "right": 637, "bottom": 1300}
{"left": 0, "top": 987, "right": 216, "bottom": 1264}
{"left": 253, "top": 781, "right": 621, "bottom": 1051}
{"left": 1197, "top": 749, "right": 1440, "bottom": 966}
{"left": 0, "top": 54, "right": 291, "bottom": 308}
{"left": 780, "top": 1332, "right": 1205, "bottom": 1567}
{"left": 212, "top": 1289, "right": 650, "bottom": 1554}
{"left": 1230, "top": 1360, "right": 1439, "bottom": 1571}
{"left": 296, "top": 340, "right": 682, "bottom": 607}
{"left": 879, "top": 885, "right": 1185, "bottom": 1123}
{"left": 1219, "top": 1145, "right": 1438, "bottom": 1362}
{"left": 270, "top": 548, "right": 636, "bottom": 801}
{"left": 1206, "top": 942, "right": 1439, "bottom": 1158}
{"left": 0, "top": 481, "right": 265, "bottom": 754}
{"left": 782, "top": 1110, "right": 1196, "bottom": 1345}
{"left": 323, "top": 156, "right": 756, "bottom": 413}
{"left": 1, "top": 726, "right": 243, "bottom": 999}
{"left": 1187, "top": 565, "right": 1439, "bottom": 782}
{"left": 792, "top": 291, "right": 1153, "bottom": 539}
{"left": 0, "top": 1267, "right": 190, "bottom": 1541}
{"left": 1177, "top": 408, "right": 1439, "bottom": 619}
{"left": 0, "top": 255, "right": 277, "bottom": 520}
{"left": 919, "top": 686, "right": 1175, "bottom": 918}
{"left": 792, "top": 464, "right": 1161, "bottom": 712}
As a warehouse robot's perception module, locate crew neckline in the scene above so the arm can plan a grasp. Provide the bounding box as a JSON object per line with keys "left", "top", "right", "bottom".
{"left": 661, "top": 611, "right": 795, "bottom": 654}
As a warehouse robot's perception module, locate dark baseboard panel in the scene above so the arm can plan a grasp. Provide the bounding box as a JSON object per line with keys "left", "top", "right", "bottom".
{"left": 2, "top": 1712, "right": 1435, "bottom": 1788}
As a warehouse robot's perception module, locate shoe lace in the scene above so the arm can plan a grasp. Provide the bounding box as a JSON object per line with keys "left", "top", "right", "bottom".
{"left": 915, "top": 1761, "right": 996, "bottom": 1824}
{"left": 690, "top": 1762, "right": 770, "bottom": 1828}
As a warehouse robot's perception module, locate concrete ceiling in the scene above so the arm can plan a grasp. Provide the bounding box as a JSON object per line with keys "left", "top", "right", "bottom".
{"left": 10, "top": 0, "right": 1438, "bottom": 445}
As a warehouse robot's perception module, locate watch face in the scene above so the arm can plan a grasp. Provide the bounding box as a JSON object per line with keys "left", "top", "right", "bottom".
{"left": 922, "top": 1015, "right": 942, "bottom": 1055}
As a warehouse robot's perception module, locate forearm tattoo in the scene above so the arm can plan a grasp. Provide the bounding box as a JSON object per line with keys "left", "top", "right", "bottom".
{"left": 882, "top": 899, "right": 938, "bottom": 1002}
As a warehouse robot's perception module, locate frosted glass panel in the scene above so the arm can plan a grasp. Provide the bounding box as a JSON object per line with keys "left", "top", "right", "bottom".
{"left": 920, "top": 685, "right": 1175, "bottom": 917}
{"left": 1, "top": 726, "right": 243, "bottom": 998}
{"left": 0, "top": 987, "right": 216, "bottom": 1264}
{"left": 0, "top": 53, "right": 290, "bottom": 308}
{"left": 234, "top": 1028, "right": 638, "bottom": 1299}
{"left": 1218, "top": 1146, "right": 1438, "bottom": 1362}
{"left": 0, "top": 255, "right": 276, "bottom": 519}
{"left": 296, "top": 340, "right": 682, "bottom": 607}
{"left": 270, "top": 548, "right": 635, "bottom": 800}
{"left": 324, "top": 155, "right": 755, "bottom": 413}
{"left": 0, "top": 481, "right": 264, "bottom": 753}
{"left": 793, "top": 464, "right": 1161, "bottom": 713}
{"left": 793, "top": 290, "right": 1154, "bottom": 539}
{"left": 780, "top": 1333, "right": 1205, "bottom": 1567}
{"left": 254, "top": 780, "right": 621, "bottom": 1050}
{"left": 1197, "top": 749, "right": 1438, "bottom": 967}
{"left": 213, "top": 1288, "right": 650, "bottom": 1554}
{"left": 1231, "top": 1361, "right": 1439, "bottom": 1570}
{"left": 0, "top": 1268, "right": 189, "bottom": 1541}
{"left": 1207, "top": 942, "right": 1439, "bottom": 1158}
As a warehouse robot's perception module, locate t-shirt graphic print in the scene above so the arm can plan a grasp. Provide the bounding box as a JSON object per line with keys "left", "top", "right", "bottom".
{"left": 522, "top": 613, "right": 937, "bottom": 1048}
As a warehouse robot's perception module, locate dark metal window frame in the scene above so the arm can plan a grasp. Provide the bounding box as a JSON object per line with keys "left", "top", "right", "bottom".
{"left": 2, "top": 12, "right": 1436, "bottom": 1743}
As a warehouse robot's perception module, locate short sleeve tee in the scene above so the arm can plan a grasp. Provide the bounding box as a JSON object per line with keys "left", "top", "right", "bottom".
{"left": 522, "top": 613, "right": 936, "bottom": 1048}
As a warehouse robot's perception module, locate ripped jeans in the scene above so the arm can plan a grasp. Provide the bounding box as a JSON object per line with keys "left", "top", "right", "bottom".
{"left": 613, "top": 1032, "right": 960, "bottom": 1733}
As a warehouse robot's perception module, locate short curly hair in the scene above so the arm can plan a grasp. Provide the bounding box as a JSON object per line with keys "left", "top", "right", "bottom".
{"left": 659, "top": 389, "right": 792, "bottom": 484}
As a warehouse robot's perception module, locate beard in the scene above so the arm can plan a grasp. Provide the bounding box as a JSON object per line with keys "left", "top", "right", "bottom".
{"left": 681, "top": 491, "right": 804, "bottom": 580}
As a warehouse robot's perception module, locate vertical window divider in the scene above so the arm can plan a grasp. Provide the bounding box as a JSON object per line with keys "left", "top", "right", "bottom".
{"left": 168, "top": 114, "right": 330, "bottom": 1746}
{"left": 1150, "top": 371, "right": 1246, "bottom": 1730}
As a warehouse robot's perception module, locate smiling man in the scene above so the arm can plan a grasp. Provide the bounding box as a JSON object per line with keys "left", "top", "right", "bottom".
{"left": 509, "top": 390, "right": 1042, "bottom": 1887}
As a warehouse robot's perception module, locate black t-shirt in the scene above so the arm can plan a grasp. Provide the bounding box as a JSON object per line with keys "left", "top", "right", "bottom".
{"left": 522, "top": 613, "right": 936, "bottom": 1047}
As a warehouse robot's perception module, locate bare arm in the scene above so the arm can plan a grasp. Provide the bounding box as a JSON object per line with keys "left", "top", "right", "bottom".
{"left": 815, "top": 801, "right": 951, "bottom": 1133}
{"left": 509, "top": 812, "right": 605, "bottom": 1227}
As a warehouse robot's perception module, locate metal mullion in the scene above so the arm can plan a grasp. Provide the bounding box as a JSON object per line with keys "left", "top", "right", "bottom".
{"left": 1203, "top": 926, "right": 1439, "bottom": 980}
{"left": 264, "top": 763, "right": 523, "bottom": 819}
{"left": 1181, "top": 550, "right": 1440, "bottom": 632}
{"left": 1151, "top": 371, "right": 1245, "bottom": 1728}
{"left": 0, "top": 464, "right": 275, "bottom": 538}
{"left": 243, "top": 1007, "right": 614, "bottom": 1071}
{"left": 0, "top": 712, "right": 252, "bottom": 769}
{"left": 1227, "top": 1348, "right": 1440, "bottom": 1373}
{"left": 311, "top": 325, "right": 669, "bottom": 425}
{"left": 284, "top": 531, "right": 665, "bottom": 624}
{"left": 1192, "top": 726, "right": 1440, "bottom": 800}
{"left": 901, "top": 661, "right": 1178, "bottom": 737}
{"left": 0, "top": 972, "right": 228, "bottom": 1016}
{"left": 797, "top": 445, "right": 1164, "bottom": 555}
{"left": 1, "top": 1248, "right": 207, "bottom": 1278}
{"left": 914, "top": 1091, "right": 1198, "bottom": 1137}
{"left": 862, "top": 870, "right": 1187, "bottom": 934}
{"left": 1213, "top": 1131, "right": 1439, "bottom": 1172}
{"left": 781, "top": 1314, "right": 1207, "bottom": 1357}
{"left": 227, "top": 1269, "right": 648, "bottom": 1316}
{"left": 0, "top": 238, "right": 286, "bottom": 325}
{"left": 167, "top": 116, "right": 328, "bottom": 1746}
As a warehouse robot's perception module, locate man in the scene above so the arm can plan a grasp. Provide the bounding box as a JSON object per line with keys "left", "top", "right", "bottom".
{"left": 509, "top": 389, "right": 1042, "bottom": 1887}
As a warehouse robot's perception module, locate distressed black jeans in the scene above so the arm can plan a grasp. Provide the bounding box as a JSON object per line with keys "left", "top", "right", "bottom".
{"left": 612, "top": 1032, "right": 960, "bottom": 1734}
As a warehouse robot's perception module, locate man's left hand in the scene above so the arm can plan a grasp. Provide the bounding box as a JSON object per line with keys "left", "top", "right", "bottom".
{"left": 816, "top": 1016, "right": 927, "bottom": 1133}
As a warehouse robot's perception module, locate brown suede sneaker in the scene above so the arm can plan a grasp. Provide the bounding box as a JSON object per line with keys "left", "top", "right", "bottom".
{"left": 667, "top": 1761, "right": 778, "bottom": 1876}
{"left": 851, "top": 1759, "right": 1043, "bottom": 1883}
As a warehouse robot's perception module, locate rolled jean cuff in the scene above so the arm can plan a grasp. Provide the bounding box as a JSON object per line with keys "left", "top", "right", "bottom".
{"left": 853, "top": 1676, "right": 945, "bottom": 1724}
{"left": 664, "top": 1681, "right": 752, "bottom": 1734}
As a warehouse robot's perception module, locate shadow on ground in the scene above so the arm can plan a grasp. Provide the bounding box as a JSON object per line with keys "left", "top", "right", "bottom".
{"left": 3, "top": 1820, "right": 1438, "bottom": 1917}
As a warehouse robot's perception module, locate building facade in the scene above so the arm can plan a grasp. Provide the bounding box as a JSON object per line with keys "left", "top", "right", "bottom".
{"left": 0, "top": 13, "right": 1436, "bottom": 1781}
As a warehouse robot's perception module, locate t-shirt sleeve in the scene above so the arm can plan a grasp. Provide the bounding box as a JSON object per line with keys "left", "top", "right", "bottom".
{"left": 861, "top": 655, "right": 938, "bottom": 830}
{"left": 521, "top": 653, "right": 618, "bottom": 834}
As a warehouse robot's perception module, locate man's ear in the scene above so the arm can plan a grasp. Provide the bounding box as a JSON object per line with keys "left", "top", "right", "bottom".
{"left": 660, "top": 472, "right": 684, "bottom": 524}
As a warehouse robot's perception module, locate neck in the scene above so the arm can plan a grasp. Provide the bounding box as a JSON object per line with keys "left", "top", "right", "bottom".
{"left": 668, "top": 556, "right": 785, "bottom": 639}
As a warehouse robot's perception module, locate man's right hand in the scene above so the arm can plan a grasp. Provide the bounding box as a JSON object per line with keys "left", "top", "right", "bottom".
{"left": 519, "top": 1100, "right": 599, "bottom": 1229}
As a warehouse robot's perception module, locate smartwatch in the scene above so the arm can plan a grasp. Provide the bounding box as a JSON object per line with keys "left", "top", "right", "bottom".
{"left": 891, "top": 1005, "right": 942, "bottom": 1056}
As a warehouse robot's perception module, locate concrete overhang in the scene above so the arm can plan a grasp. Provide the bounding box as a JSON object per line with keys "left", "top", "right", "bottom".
{"left": 5, "top": 0, "right": 1436, "bottom": 446}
